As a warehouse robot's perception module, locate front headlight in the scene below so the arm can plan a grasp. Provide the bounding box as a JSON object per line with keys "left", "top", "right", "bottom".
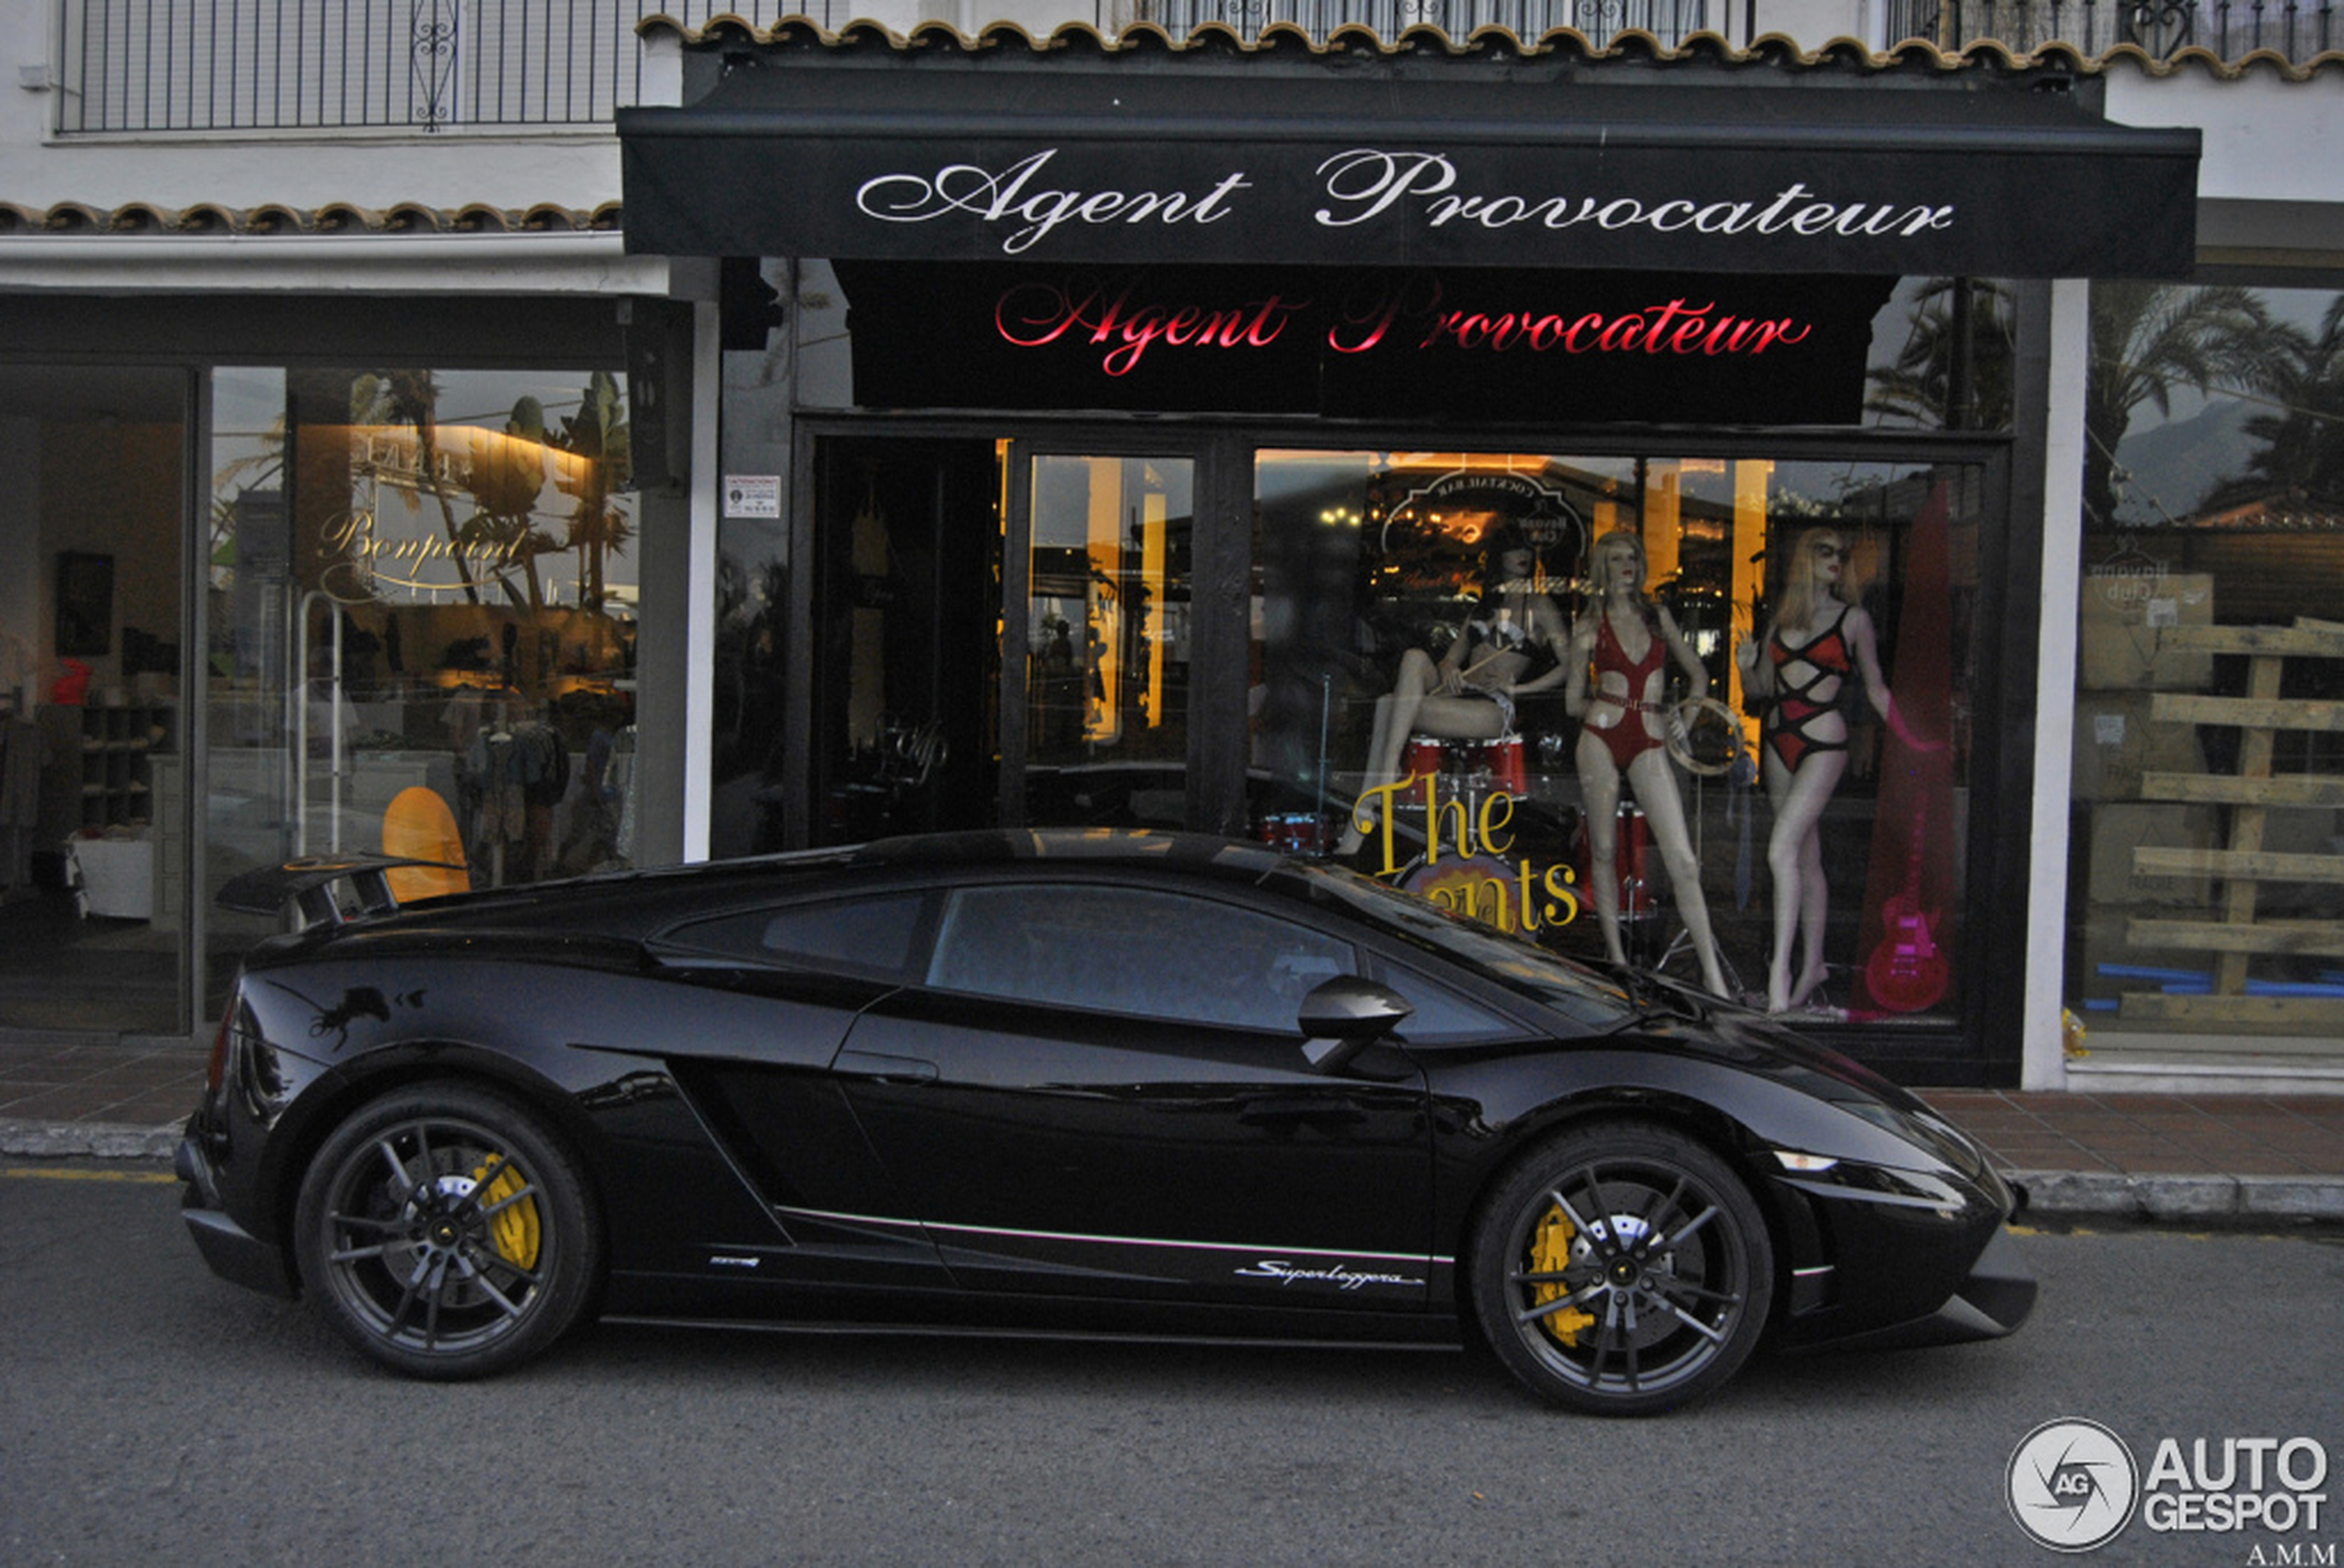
{"left": 1768, "top": 1151, "right": 1974, "bottom": 1218}
{"left": 1832, "top": 1098, "right": 1991, "bottom": 1181}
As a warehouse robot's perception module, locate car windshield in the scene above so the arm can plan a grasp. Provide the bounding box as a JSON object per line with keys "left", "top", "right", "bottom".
{"left": 1263, "top": 861, "right": 1635, "bottom": 1030}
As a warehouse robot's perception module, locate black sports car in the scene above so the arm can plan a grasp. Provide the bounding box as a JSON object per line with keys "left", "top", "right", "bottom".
{"left": 178, "top": 831, "right": 2032, "bottom": 1414}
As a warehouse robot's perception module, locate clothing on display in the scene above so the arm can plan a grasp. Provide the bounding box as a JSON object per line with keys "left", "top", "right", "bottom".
{"left": 1763, "top": 602, "right": 1854, "bottom": 772}
{"left": 1584, "top": 609, "right": 1669, "bottom": 772}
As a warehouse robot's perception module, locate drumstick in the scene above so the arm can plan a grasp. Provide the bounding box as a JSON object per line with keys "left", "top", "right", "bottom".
{"left": 1456, "top": 651, "right": 1508, "bottom": 680}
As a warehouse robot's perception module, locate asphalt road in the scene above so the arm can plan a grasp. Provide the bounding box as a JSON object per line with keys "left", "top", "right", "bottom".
{"left": 3, "top": 1160, "right": 2338, "bottom": 1568}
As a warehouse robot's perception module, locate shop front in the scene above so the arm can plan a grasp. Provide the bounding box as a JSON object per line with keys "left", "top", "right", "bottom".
{"left": 621, "top": 23, "right": 2199, "bottom": 1084}
{"left": 0, "top": 291, "right": 688, "bottom": 1041}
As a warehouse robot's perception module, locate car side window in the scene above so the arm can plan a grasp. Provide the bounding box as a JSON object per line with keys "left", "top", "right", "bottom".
{"left": 1373, "top": 962, "right": 1519, "bottom": 1046}
{"left": 664, "top": 892, "right": 927, "bottom": 980}
{"left": 927, "top": 884, "right": 1354, "bottom": 1033}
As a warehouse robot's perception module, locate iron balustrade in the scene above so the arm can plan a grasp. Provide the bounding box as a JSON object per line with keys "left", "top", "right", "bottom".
{"left": 54, "top": 0, "right": 847, "bottom": 134}
{"left": 1879, "top": 0, "right": 2337, "bottom": 57}
{"left": 1094, "top": 0, "right": 1710, "bottom": 42}
{"left": 49, "top": 0, "right": 2338, "bottom": 136}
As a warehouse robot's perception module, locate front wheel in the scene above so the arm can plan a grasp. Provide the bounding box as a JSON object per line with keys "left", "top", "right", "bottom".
{"left": 1469, "top": 1121, "right": 1774, "bottom": 1416}
{"left": 293, "top": 1082, "right": 601, "bottom": 1380}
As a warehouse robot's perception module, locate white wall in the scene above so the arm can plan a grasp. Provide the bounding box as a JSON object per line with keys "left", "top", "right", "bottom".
{"left": 1756, "top": 0, "right": 1872, "bottom": 43}
{"left": 2104, "top": 57, "right": 2344, "bottom": 209}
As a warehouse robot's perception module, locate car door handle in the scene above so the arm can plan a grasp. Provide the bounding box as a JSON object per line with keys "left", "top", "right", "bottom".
{"left": 834, "top": 1049, "right": 939, "bottom": 1085}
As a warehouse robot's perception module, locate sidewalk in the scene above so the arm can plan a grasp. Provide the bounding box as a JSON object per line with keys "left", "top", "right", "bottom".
{"left": 4, "top": 1038, "right": 2340, "bottom": 1221}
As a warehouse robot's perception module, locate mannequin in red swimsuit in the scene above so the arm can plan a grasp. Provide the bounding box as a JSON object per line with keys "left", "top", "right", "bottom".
{"left": 1564, "top": 530, "right": 1730, "bottom": 999}
{"left": 1732, "top": 527, "right": 1933, "bottom": 1013}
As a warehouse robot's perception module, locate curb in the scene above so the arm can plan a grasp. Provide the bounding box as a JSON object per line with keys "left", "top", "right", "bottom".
{"left": 0, "top": 1118, "right": 179, "bottom": 1161}
{"left": 2010, "top": 1167, "right": 2344, "bottom": 1224}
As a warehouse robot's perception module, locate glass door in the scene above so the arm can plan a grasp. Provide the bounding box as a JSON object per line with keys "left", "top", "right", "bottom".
{"left": 797, "top": 437, "right": 1004, "bottom": 849}
{"left": 0, "top": 365, "right": 188, "bottom": 1035}
{"left": 203, "top": 365, "right": 644, "bottom": 1013}
{"left": 1006, "top": 451, "right": 1196, "bottom": 830}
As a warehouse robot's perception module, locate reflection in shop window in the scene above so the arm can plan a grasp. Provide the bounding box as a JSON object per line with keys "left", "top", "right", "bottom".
{"left": 2069, "top": 282, "right": 2344, "bottom": 1045}
{"left": 1252, "top": 450, "right": 1979, "bottom": 1025}
{"left": 206, "top": 367, "right": 641, "bottom": 952}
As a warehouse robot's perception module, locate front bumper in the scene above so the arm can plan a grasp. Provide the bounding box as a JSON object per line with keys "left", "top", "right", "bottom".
{"left": 1815, "top": 1226, "right": 2038, "bottom": 1352}
{"left": 175, "top": 1130, "right": 295, "bottom": 1300}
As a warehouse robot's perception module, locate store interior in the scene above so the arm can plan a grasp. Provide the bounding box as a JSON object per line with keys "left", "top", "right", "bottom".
{"left": 0, "top": 364, "right": 186, "bottom": 1036}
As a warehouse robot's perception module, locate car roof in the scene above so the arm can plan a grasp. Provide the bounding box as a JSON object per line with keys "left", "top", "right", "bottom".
{"left": 851, "top": 829, "right": 1288, "bottom": 879}
{"left": 301, "top": 831, "right": 1295, "bottom": 948}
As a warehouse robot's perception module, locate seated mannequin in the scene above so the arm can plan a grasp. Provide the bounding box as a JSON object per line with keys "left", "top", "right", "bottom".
{"left": 1338, "top": 530, "right": 1569, "bottom": 856}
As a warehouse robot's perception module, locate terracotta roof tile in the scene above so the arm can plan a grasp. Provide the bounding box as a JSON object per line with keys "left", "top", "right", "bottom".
{"left": 632, "top": 12, "right": 2344, "bottom": 80}
{"left": 0, "top": 201, "right": 622, "bottom": 238}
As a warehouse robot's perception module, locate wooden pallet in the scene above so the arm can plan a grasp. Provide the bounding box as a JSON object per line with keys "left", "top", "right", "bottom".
{"left": 2122, "top": 621, "right": 2344, "bottom": 1026}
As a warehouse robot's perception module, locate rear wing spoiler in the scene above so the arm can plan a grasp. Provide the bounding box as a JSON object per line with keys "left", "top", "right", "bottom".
{"left": 216, "top": 856, "right": 465, "bottom": 928}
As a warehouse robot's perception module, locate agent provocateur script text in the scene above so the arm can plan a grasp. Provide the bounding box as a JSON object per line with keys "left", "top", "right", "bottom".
{"left": 996, "top": 271, "right": 1814, "bottom": 377}
{"left": 855, "top": 147, "right": 1957, "bottom": 257}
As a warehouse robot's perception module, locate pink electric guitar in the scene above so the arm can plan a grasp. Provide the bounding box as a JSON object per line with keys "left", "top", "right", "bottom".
{"left": 1863, "top": 795, "right": 1951, "bottom": 1012}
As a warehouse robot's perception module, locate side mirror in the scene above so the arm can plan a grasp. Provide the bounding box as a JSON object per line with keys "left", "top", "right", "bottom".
{"left": 1298, "top": 976, "right": 1414, "bottom": 1074}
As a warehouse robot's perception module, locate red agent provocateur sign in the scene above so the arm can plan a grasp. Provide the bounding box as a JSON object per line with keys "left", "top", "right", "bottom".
{"left": 996, "top": 273, "right": 1815, "bottom": 378}
{"left": 837, "top": 261, "right": 1892, "bottom": 425}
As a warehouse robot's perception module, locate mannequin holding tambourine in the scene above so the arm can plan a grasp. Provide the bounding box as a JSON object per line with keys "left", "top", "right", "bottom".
{"left": 1564, "top": 530, "right": 1731, "bottom": 999}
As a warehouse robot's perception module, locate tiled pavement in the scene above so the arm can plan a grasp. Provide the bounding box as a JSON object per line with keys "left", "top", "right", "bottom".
{"left": 4, "top": 1039, "right": 2340, "bottom": 1219}
{"left": 0, "top": 1039, "right": 208, "bottom": 1157}
{"left": 1916, "top": 1088, "right": 2344, "bottom": 1221}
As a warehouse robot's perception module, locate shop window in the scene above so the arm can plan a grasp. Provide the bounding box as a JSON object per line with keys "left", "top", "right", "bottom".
{"left": 1022, "top": 454, "right": 1194, "bottom": 825}
{"left": 1252, "top": 450, "right": 1982, "bottom": 1024}
{"left": 2067, "top": 281, "right": 2344, "bottom": 1044}
{"left": 205, "top": 366, "right": 641, "bottom": 1009}
{"left": 1862, "top": 277, "right": 2018, "bottom": 436}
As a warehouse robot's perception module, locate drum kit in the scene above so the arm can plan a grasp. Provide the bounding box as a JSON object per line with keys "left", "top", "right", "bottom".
{"left": 1397, "top": 732, "right": 1530, "bottom": 801}
{"left": 1257, "top": 732, "right": 1531, "bottom": 860}
{"left": 1256, "top": 809, "right": 1337, "bottom": 856}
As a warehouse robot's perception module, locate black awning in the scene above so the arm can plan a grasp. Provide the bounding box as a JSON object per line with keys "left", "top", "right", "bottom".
{"left": 618, "top": 35, "right": 2200, "bottom": 279}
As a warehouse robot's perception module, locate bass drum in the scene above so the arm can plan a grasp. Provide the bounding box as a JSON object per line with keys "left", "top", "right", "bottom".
{"left": 1401, "top": 854, "right": 1532, "bottom": 938}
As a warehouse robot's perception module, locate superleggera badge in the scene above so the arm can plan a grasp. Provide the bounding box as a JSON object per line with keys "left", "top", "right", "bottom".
{"left": 1234, "top": 1260, "right": 1417, "bottom": 1291}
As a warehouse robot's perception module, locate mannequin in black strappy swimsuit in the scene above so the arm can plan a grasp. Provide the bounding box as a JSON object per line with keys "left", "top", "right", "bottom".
{"left": 1338, "top": 533, "right": 1568, "bottom": 857}
{"left": 1564, "top": 530, "right": 1730, "bottom": 999}
{"left": 1733, "top": 527, "right": 1931, "bottom": 1014}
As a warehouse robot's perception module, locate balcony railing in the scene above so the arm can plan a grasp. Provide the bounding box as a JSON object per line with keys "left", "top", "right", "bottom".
{"left": 52, "top": 0, "right": 2335, "bottom": 137}
{"left": 1096, "top": 0, "right": 1711, "bottom": 43}
{"left": 1881, "top": 0, "right": 2338, "bottom": 58}
{"left": 54, "top": 0, "right": 849, "bottom": 134}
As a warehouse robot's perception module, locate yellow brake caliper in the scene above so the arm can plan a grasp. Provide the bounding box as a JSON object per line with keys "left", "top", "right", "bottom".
{"left": 1531, "top": 1204, "right": 1595, "bottom": 1347}
{"left": 471, "top": 1157, "right": 541, "bottom": 1271}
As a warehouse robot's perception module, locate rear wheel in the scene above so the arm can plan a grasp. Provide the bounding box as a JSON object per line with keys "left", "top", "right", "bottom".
{"left": 1470, "top": 1121, "right": 1773, "bottom": 1415}
{"left": 293, "top": 1083, "right": 600, "bottom": 1379}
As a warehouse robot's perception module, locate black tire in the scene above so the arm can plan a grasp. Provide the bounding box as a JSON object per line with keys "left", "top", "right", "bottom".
{"left": 1469, "top": 1120, "right": 1774, "bottom": 1416}
{"left": 293, "top": 1082, "right": 601, "bottom": 1380}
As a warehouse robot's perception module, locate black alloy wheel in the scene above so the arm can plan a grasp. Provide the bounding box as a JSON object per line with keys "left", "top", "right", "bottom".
{"left": 293, "top": 1083, "right": 600, "bottom": 1379}
{"left": 1470, "top": 1121, "right": 1774, "bottom": 1416}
